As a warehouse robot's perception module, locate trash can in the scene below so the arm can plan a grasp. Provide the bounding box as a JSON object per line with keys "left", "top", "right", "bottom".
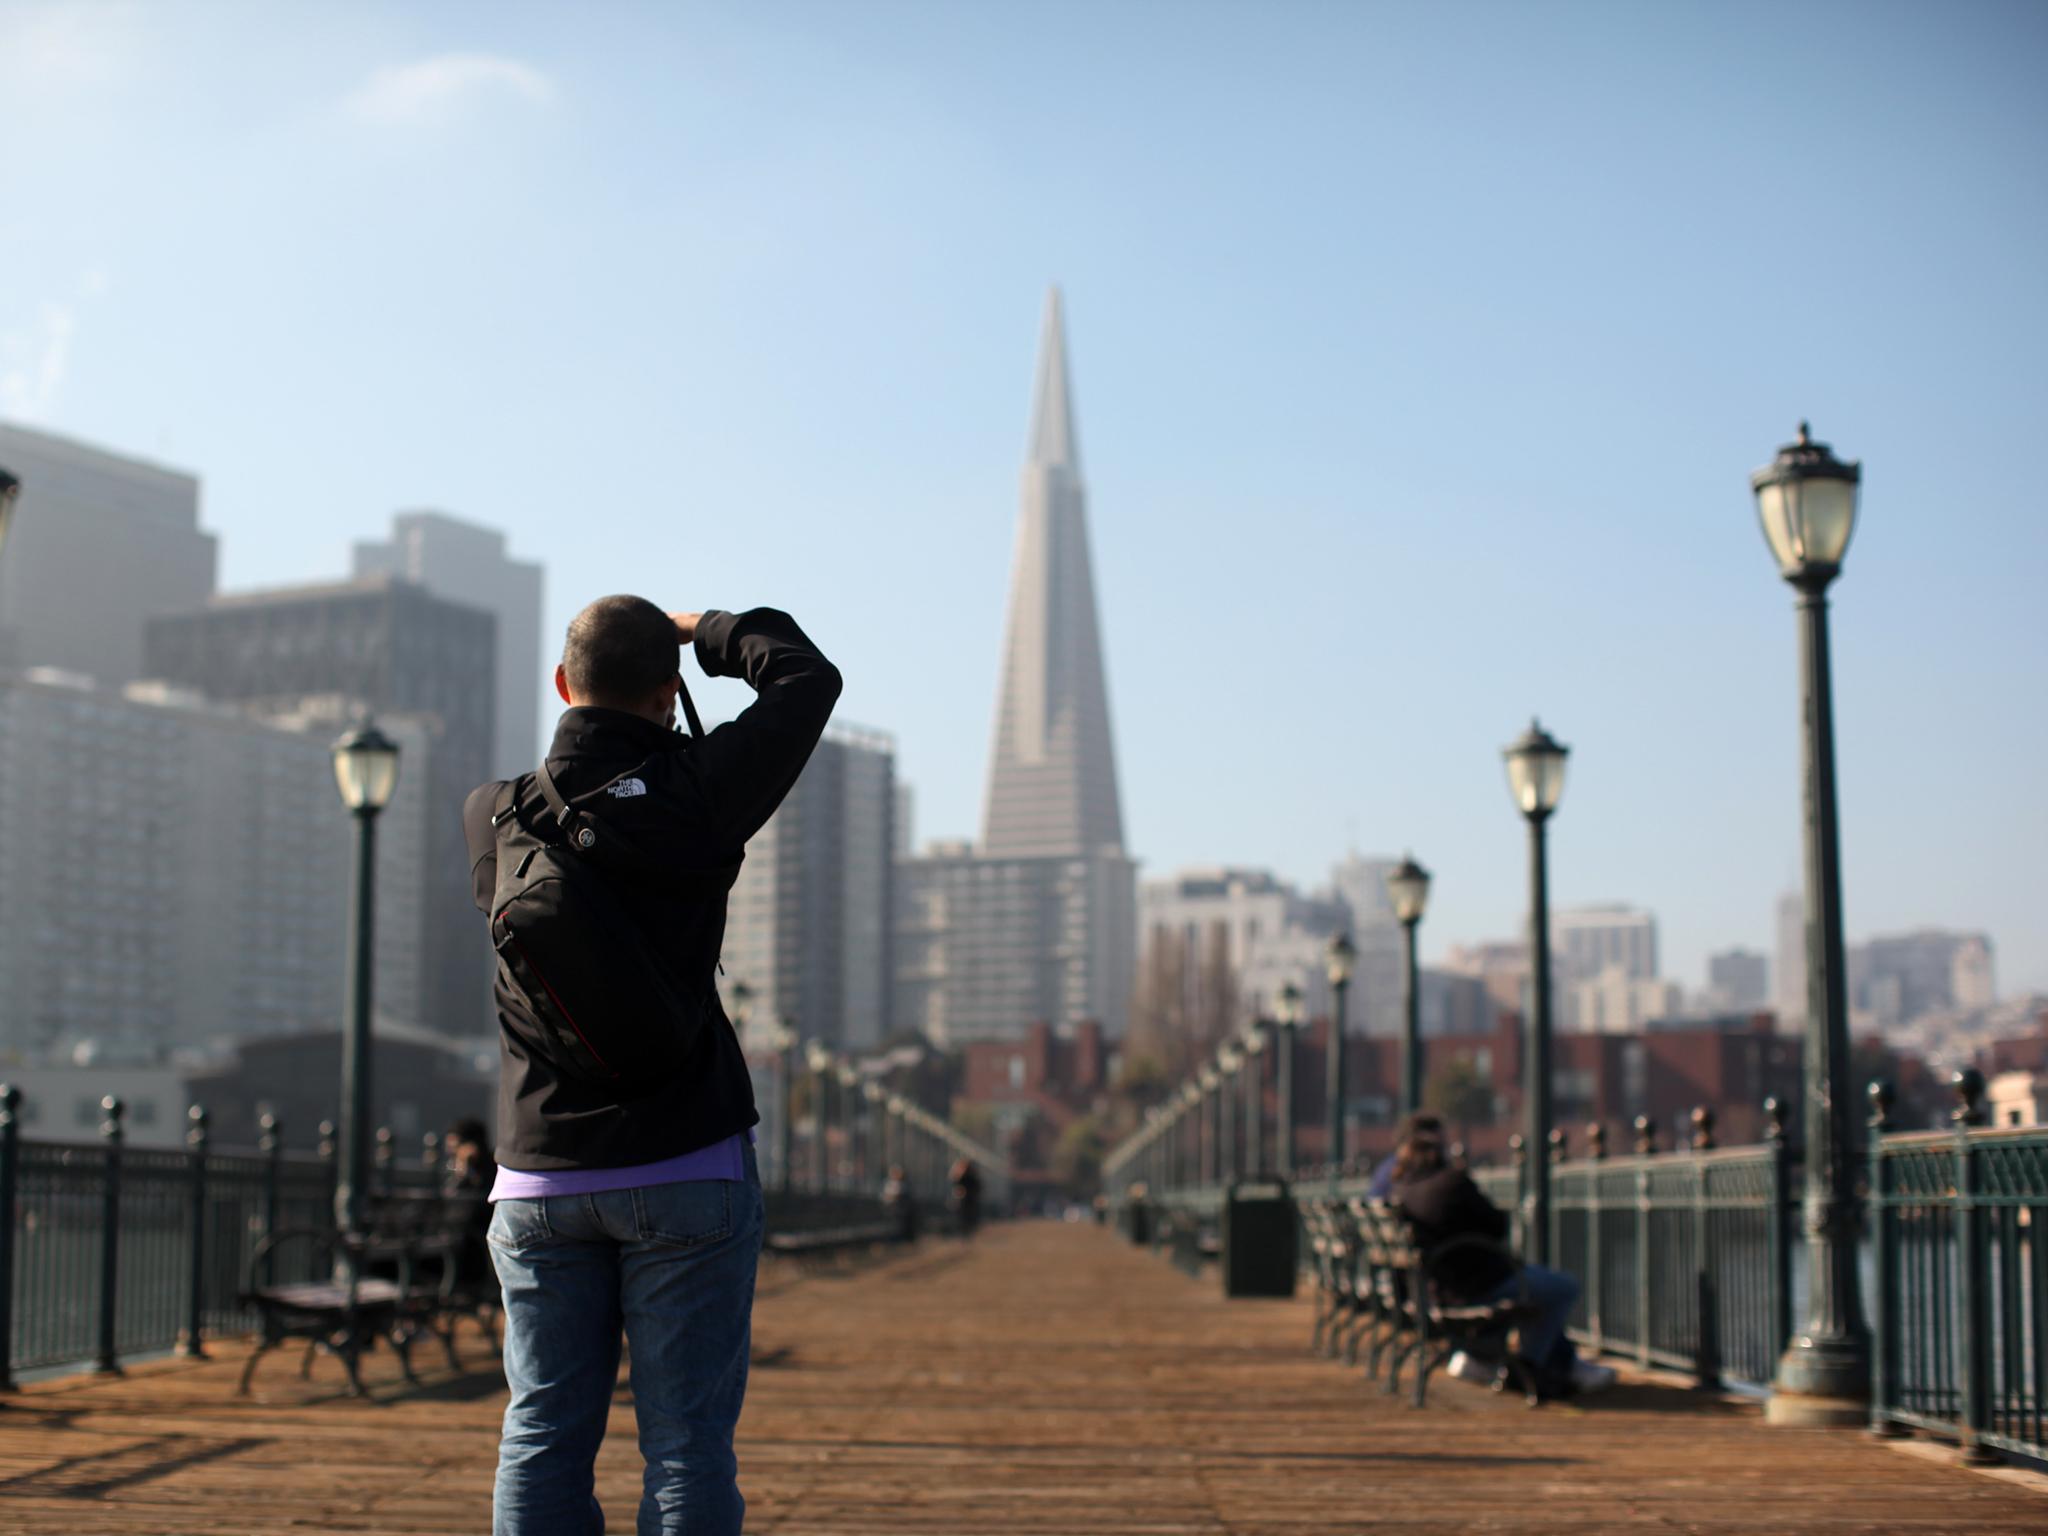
{"left": 1220, "top": 1180, "right": 1296, "bottom": 1297}
{"left": 1125, "top": 1198, "right": 1152, "bottom": 1246}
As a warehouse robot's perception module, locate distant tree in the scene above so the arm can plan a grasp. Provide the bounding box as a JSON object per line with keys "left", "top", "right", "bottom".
{"left": 951, "top": 1103, "right": 998, "bottom": 1147}
{"left": 1424, "top": 1056, "right": 1494, "bottom": 1129}
{"left": 1051, "top": 1114, "right": 1107, "bottom": 1197}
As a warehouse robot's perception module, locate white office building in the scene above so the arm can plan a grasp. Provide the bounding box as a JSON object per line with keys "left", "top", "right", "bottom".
{"left": 0, "top": 671, "right": 439, "bottom": 1054}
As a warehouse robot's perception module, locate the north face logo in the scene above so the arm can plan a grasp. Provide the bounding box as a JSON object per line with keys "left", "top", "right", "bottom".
{"left": 606, "top": 778, "right": 648, "bottom": 799}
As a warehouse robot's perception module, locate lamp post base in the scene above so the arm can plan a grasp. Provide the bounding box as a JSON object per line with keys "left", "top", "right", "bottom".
{"left": 1766, "top": 1340, "right": 1870, "bottom": 1426}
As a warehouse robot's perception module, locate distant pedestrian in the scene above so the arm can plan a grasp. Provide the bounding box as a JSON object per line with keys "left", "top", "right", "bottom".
{"left": 949, "top": 1157, "right": 983, "bottom": 1239}
{"left": 880, "top": 1163, "right": 918, "bottom": 1242}
{"left": 464, "top": 599, "right": 840, "bottom": 1536}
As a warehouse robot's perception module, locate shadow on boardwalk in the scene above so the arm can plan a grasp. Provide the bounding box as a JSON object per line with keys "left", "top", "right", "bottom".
{"left": 0, "top": 1222, "right": 2041, "bottom": 1533}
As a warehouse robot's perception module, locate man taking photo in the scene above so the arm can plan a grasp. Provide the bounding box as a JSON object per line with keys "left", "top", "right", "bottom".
{"left": 464, "top": 598, "right": 840, "bottom": 1536}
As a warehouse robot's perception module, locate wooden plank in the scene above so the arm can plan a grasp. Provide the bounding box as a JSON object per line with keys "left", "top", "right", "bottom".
{"left": 0, "top": 1223, "right": 2040, "bottom": 1533}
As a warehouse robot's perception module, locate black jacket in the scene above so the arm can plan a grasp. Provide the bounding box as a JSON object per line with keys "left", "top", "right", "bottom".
{"left": 1391, "top": 1165, "right": 1518, "bottom": 1299}
{"left": 464, "top": 608, "right": 841, "bottom": 1170}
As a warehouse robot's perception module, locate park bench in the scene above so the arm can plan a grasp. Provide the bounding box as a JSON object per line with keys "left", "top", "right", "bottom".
{"left": 1347, "top": 1197, "right": 1543, "bottom": 1408}
{"left": 236, "top": 1192, "right": 496, "bottom": 1396}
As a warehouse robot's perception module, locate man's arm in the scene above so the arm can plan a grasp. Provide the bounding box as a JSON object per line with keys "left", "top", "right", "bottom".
{"left": 462, "top": 781, "right": 507, "bottom": 913}
{"left": 683, "top": 607, "right": 843, "bottom": 849}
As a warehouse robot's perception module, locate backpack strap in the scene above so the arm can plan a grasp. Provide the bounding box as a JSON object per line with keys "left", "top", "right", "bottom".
{"left": 535, "top": 761, "right": 578, "bottom": 830}
{"left": 675, "top": 675, "right": 706, "bottom": 740}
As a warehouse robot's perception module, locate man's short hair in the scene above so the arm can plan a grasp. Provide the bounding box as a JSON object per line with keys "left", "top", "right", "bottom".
{"left": 563, "top": 595, "right": 677, "bottom": 705}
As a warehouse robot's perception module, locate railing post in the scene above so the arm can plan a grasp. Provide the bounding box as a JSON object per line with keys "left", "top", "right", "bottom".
{"left": 0, "top": 1084, "right": 20, "bottom": 1393}
{"left": 1866, "top": 1081, "right": 1904, "bottom": 1438}
{"left": 1584, "top": 1121, "right": 1606, "bottom": 1355}
{"left": 1691, "top": 1106, "right": 1721, "bottom": 1390}
{"left": 1764, "top": 1097, "right": 1792, "bottom": 1362}
{"left": 259, "top": 1113, "right": 283, "bottom": 1285}
{"left": 180, "top": 1106, "right": 210, "bottom": 1358}
{"left": 1508, "top": 1133, "right": 1528, "bottom": 1255}
{"left": 1547, "top": 1127, "right": 1567, "bottom": 1264}
{"left": 1952, "top": 1068, "right": 1995, "bottom": 1465}
{"left": 94, "top": 1096, "right": 126, "bottom": 1375}
{"left": 1634, "top": 1115, "right": 1654, "bottom": 1370}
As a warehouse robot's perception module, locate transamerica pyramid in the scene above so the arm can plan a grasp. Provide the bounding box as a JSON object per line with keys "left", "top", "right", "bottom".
{"left": 980, "top": 287, "right": 1126, "bottom": 858}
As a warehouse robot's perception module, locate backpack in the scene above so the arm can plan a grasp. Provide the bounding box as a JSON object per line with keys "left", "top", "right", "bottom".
{"left": 487, "top": 755, "right": 727, "bottom": 1096}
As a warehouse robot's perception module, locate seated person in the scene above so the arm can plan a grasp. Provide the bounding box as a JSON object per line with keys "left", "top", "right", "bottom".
{"left": 1389, "top": 1120, "right": 1614, "bottom": 1398}
{"left": 1368, "top": 1111, "right": 1444, "bottom": 1199}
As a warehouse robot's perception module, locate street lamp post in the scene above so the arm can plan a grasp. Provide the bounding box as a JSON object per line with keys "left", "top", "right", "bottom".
{"left": 1275, "top": 981, "right": 1303, "bottom": 1176}
{"left": 1236, "top": 1036, "right": 1253, "bottom": 1179}
{"left": 1753, "top": 423, "right": 1872, "bottom": 1426}
{"left": 1325, "top": 936, "right": 1356, "bottom": 1177}
{"left": 1199, "top": 1069, "right": 1221, "bottom": 1187}
{"left": 762, "top": 1018, "right": 798, "bottom": 1194}
{"left": 1217, "top": 1048, "right": 1242, "bottom": 1186}
{"left": 838, "top": 1064, "right": 861, "bottom": 1187}
{"left": 1504, "top": 719, "right": 1567, "bottom": 1266}
{"left": 330, "top": 723, "right": 400, "bottom": 1236}
{"left": 806, "top": 1041, "right": 833, "bottom": 1193}
{"left": 1387, "top": 854, "right": 1433, "bottom": 1116}
{"left": 862, "top": 1080, "right": 885, "bottom": 1191}
{"left": 0, "top": 466, "right": 21, "bottom": 567}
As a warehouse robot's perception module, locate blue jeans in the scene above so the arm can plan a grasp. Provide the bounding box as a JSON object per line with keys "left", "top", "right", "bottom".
{"left": 1483, "top": 1262, "right": 1580, "bottom": 1369}
{"left": 489, "top": 1148, "right": 764, "bottom": 1536}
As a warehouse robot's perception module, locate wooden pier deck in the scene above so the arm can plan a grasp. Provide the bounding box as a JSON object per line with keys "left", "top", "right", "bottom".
{"left": 0, "top": 1221, "right": 2039, "bottom": 1534}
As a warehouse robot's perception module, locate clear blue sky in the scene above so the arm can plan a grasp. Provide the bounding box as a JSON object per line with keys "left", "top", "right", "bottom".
{"left": 5, "top": 0, "right": 2044, "bottom": 994}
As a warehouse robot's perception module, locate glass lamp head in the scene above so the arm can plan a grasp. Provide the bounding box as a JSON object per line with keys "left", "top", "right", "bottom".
{"left": 331, "top": 721, "right": 401, "bottom": 812}
{"left": 1276, "top": 980, "right": 1305, "bottom": 1028}
{"left": 1751, "top": 422, "right": 1860, "bottom": 587}
{"left": 0, "top": 465, "right": 21, "bottom": 563}
{"left": 1503, "top": 719, "right": 1568, "bottom": 820}
{"left": 805, "top": 1040, "right": 833, "bottom": 1073}
{"left": 837, "top": 1063, "right": 859, "bottom": 1088}
{"left": 1386, "top": 853, "right": 1432, "bottom": 925}
{"left": 1326, "top": 933, "right": 1357, "bottom": 988}
{"left": 1219, "top": 1046, "right": 1242, "bottom": 1076}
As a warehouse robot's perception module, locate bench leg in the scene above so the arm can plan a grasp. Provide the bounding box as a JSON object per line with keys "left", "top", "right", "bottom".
{"left": 237, "top": 1335, "right": 275, "bottom": 1396}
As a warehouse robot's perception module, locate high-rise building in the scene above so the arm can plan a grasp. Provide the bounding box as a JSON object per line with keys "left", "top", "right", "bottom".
{"left": 896, "top": 289, "right": 1137, "bottom": 1045}
{"left": 144, "top": 575, "right": 496, "bottom": 1035}
{"left": 1134, "top": 868, "right": 1345, "bottom": 1055}
{"left": 0, "top": 671, "right": 439, "bottom": 1054}
{"left": 1328, "top": 854, "right": 1408, "bottom": 1037}
{"left": 1553, "top": 905, "right": 1658, "bottom": 983}
{"left": 0, "top": 422, "right": 217, "bottom": 683}
{"left": 718, "top": 726, "right": 896, "bottom": 1051}
{"left": 1707, "top": 947, "right": 1769, "bottom": 1011}
{"left": 1849, "top": 929, "right": 1998, "bottom": 1029}
{"left": 353, "top": 510, "right": 544, "bottom": 777}
{"left": 1775, "top": 889, "right": 1807, "bottom": 1029}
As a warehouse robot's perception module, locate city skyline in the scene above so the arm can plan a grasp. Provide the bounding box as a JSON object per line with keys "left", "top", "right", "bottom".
{"left": 3, "top": 2, "right": 2042, "bottom": 994}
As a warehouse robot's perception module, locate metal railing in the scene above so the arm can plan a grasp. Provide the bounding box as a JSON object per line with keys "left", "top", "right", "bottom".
{"left": 0, "top": 1088, "right": 925, "bottom": 1385}
{"left": 1870, "top": 1079, "right": 2047, "bottom": 1464}
{"left": 1107, "top": 1082, "right": 2048, "bottom": 1469}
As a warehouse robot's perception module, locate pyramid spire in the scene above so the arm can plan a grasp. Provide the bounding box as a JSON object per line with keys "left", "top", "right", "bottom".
{"left": 1028, "top": 286, "right": 1081, "bottom": 472}
{"left": 981, "top": 289, "right": 1124, "bottom": 858}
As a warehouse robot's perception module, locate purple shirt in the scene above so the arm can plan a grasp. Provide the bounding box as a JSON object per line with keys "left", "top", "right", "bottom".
{"left": 489, "top": 1131, "right": 751, "bottom": 1202}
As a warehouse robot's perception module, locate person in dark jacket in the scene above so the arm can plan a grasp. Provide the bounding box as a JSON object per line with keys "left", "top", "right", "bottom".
{"left": 1390, "top": 1118, "right": 1614, "bottom": 1398}
{"left": 949, "top": 1158, "right": 983, "bottom": 1238}
{"left": 463, "top": 597, "right": 840, "bottom": 1536}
